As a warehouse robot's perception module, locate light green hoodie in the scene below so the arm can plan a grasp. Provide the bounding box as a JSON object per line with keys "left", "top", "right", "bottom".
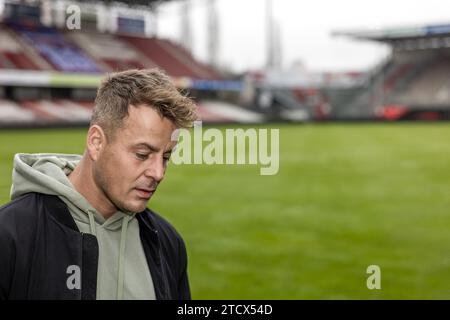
{"left": 10, "top": 153, "right": 156, "bottom": 300}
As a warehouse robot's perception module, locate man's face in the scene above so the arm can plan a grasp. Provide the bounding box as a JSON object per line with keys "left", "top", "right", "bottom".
{"left": 93, "top": 105, "right": 178, "bottom": 213}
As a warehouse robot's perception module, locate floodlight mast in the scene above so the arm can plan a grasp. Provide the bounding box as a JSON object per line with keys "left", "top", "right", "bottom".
{"left": 179, "top": 0, "right": 192, "bottom": 53}
{"left": 207, "top": 0, "right": 219, "bottom": 68}
{"left": 266, "top": 0, "right": 274, "bottom": 71}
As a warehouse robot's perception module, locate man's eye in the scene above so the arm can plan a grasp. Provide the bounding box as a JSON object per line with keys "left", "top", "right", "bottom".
{"left": 136, "top": 153, "right": 149, "bottom": 160}
{"left": 163, "top": 153, "right": 172, "bottom": 162}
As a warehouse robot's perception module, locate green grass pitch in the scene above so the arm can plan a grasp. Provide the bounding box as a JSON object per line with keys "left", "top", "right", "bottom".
{"left": 0, "top": 123, "right": 449, "bottom": 299}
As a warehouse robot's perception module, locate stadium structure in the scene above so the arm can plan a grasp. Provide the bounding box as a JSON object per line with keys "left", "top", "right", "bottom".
{"left": 2, "top": 0, "right": 450, "bottom": 125}
{"left": 0, "top": 0, "right": 263, "bottom": 127}
{"left": 328, "top": 23, "right": 450, "bottom": 120}
{"left": 244, "top": 22, "right": 450, "bottom": 121}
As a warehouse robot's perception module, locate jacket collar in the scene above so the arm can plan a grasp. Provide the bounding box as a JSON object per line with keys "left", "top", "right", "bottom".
{"left": 41, "top": 193, "right": 80, "bottom": 232}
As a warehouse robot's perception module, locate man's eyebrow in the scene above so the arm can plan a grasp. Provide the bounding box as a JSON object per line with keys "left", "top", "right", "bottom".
{"left": 134, "top": 143, "right": 174, "bottom": 154}
{"left": 134, "top": 143, "right": 160, "bottom": 153}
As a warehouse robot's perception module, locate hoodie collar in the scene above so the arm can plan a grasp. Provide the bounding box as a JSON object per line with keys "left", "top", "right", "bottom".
{"left": 11, "top": 153, "right": 137, "bottom": 231}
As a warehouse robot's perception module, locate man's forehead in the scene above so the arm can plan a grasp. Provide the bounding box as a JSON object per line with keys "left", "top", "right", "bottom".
{"left": 120, "top": 128, "right": 177, "bottom": 150}
{"left": 122, "top": 106, "right": 177, "bottom": 137}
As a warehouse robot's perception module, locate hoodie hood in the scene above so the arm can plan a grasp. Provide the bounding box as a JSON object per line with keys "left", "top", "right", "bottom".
{"left": 11, "top": 153, "right": 132, "bottom": 230}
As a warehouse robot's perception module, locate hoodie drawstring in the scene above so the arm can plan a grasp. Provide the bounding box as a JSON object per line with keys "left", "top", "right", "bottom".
{"left": 117, "top": 215, "right": 131, "bottom": 300}
{"left": 87, "top": 210, "right": 97, "bottom": 236}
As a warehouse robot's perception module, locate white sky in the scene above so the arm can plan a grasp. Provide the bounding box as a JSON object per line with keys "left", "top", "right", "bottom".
{"left": 156, "top": 0, "right": 450, "bottom": 73}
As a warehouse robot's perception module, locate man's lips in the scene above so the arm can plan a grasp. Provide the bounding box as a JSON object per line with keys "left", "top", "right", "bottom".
{"left": 135, "top": 188, "right": 155, "bottom": 199}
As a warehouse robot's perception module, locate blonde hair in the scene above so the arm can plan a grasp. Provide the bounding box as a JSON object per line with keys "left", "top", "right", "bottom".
{"left": 91, "top": 68, "right": 198, "bottom": 139}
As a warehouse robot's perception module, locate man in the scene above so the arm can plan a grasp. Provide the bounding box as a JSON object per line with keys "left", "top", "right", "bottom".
{"left": 0, "top": 69, "right": 197, "bottom": 300}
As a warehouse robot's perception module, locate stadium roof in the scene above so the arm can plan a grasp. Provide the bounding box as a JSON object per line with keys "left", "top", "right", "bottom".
{"left": 332, "top": 23, "right": 450, "bottom": 43}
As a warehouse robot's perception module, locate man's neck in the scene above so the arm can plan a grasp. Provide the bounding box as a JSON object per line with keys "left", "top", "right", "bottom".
{"left": 68, "top": 156, "right": 116, "bottom": 220}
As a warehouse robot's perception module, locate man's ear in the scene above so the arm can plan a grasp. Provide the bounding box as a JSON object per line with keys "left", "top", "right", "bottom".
{"left": 86, "top": 125, "right": 107, "bottom": 161}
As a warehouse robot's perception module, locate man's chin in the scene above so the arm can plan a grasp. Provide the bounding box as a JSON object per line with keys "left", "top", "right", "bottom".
{"left": 124, "top": 201, "right": 149, "bottom": 213}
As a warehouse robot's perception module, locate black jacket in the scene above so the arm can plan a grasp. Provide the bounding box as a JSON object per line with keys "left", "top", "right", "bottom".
{"left": 0, "top": 192, "right": 191, "bottom": 300}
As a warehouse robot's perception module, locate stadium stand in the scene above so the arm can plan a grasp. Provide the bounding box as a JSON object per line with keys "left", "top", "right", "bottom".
{"left": 394, "top": 57, "right": 450, "bottom": 106}
{"left": 13, "top": 24, "right": 102, "bottom": 73}
{"left": 0, "top": 25, "right": 44, "bottom": 70}
{"left": 0, "top": 99, "right": 36, "bottom": 123}
{"left": 18, "top": 99, "right": 93, "bottom": 123}
{"left": 1, "top": 21, "right": 221, "bottom": 77}
{"left": 333, "top": 23, "right": 450, "bottom": 120}
{"left": 121, "top": 35, "right": 221, "bottom": 79}
{"left": 65, "top": 31, "right": 154, "bottom": 72}
{"left": 3, "top": 0, "right": 449, "bottom": 124}
{"left": 156, "top": 39, "right": 220, "bottom": 79}
{"left": 0, "top": 0, "right": 257, "bottom": 127}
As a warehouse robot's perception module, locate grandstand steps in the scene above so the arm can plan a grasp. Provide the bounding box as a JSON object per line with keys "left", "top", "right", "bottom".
{"left": 52, "top": 99, "right": 93, "bottom": 121}
{"left": 123, "top": 36, "right": 197, "bottom": 78}
{"left": 0, "top": 52, "right": 16, "bottom": 69}
{"left": 3, "top": 52, "right": 39, "bottom": 70}
{"left": 122, "top": 36, "right": 221, "bottom": 80}
{"left": 16, "top": 26, "right": 101, "bottom": 73}
{"left": 20, "top": 101, "right": 60, "bottom": 122}
{"left": 388, "top": 65, "right": 422, "bottom": 96}
{"left": 394, "top": 59, "right": 450, "bottom": 106}
{"left": 333, "top": 61, "right": 428, "bottom": 118}
{"left": 1, "top": 23, "right": 223, "bottom": 81}
{"left": 62, "top": 32, "right": 112, "bottom": 72}
{"left": 157, "top": 39, "right": 219, "bottom": 79}
{"left": 65, "top": 31, "right": 157, "bottom": 72}
{"left": 20, "top": 100, "right": 91, "bottom": 122}
{"left": 0, "top": 100, "right": 36, "bottom": 123}
{"left": 5, "top": 27, "right": 53, "bottom": 70}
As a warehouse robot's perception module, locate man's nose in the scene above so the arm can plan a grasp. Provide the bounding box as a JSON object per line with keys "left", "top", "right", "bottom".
{"left": 144, "top": 156, "right": 165, "bottom": 182}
